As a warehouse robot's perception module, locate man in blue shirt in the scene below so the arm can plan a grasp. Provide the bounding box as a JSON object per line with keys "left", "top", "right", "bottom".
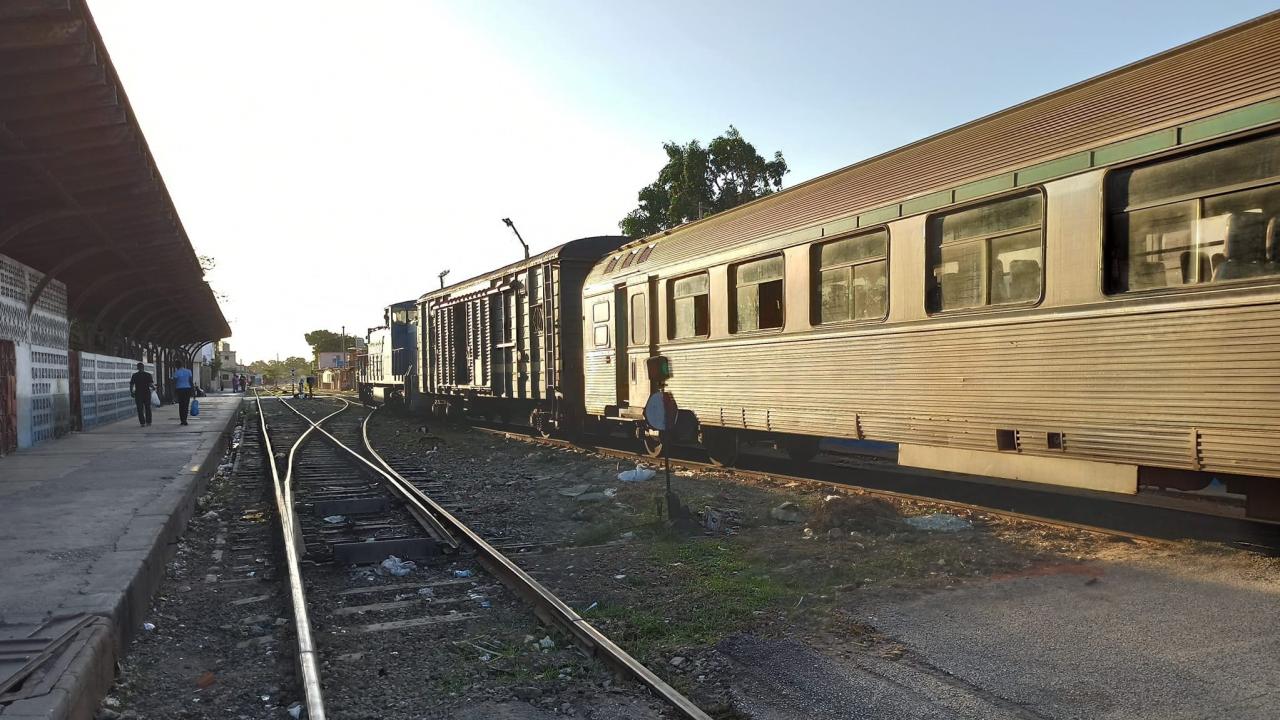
{"left": 174, "top": 362, "right": 195, "bottom": 426}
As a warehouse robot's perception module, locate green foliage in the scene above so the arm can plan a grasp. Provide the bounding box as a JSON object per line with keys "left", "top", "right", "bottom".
{"left": 587, "top": 538, "right": 792, "bottom": 657}
{"left": 303, "top": 329, "right": 362, "bottom": 357}
{"left": 248, "top": 357, "right": 313, "bottom": 384}
{"left": 620, "top": 126, "right": 788, "bottom": 237}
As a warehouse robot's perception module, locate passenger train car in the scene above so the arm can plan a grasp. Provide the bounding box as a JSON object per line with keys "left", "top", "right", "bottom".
{"left": 577, "top": 14, "right": 1280, "bottom": 520}
{"left": 358, "top": 300, "right": 418, "bottom": 406}
{"left": 396, "top": 14, "right": 1280, "bottom": 519}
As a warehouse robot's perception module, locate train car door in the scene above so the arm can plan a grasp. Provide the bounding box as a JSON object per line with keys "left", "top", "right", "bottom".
{"left": 626, "top": 276, "right": 658, "bottom": 406}
{"left": 613, "top": 285, "right": 628, "bottom": 406}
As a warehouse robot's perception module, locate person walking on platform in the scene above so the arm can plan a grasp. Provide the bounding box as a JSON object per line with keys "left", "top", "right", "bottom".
{"left": 130, "top": 362, "right": 153, "bottom": 427}
{"left": 306, "top": 375, "right": 315, "bottom": 398}
{"left": 174, "top": 361, "right": 195, "bottom": 426}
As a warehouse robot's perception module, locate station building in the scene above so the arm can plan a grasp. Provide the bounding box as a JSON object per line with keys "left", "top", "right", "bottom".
{"left": 0, "top": 1, "right": 229, "bottom": 452}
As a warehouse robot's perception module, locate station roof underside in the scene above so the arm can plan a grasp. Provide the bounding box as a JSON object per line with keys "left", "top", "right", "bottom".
{"left": 0, "top": 0, "right": 229, "bottom": 347}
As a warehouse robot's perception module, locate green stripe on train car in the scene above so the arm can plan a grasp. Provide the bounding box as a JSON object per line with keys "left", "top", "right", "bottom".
{"left": 1091, "top": 128, "right": 1177, "bottom": 165}
{"left": 858, "top": 204, "right": 900, "bottom": 227}
{"left": 901, "top": 189, "right": 954, "bottom": 216}
{"left": 1180, "top": 98, "right": 1280, "bottom": 144}
{"left": 954, "top": 173, "right": 1015, "bottom": 202}
{"left": 1015, "top": 151, "right": 1090, "bottom": 186}
{"left": 822, "top": 215, "right": 858, "bottom": 237}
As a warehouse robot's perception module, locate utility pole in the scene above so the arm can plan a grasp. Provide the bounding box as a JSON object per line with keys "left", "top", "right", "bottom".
{"left": 501, "top": 218, "right": 529, "bottom": 259}
{"left": 341, "top": 324, "right": 346, "bottom": 391}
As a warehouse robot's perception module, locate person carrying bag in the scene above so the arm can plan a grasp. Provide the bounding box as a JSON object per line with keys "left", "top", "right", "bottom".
{"left": 130, "top": 362, "right": 154, "bottom": 427}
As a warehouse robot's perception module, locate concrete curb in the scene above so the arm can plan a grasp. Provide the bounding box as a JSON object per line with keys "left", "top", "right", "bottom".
{"left": 0, "top": 400, "right": 244, "bottom": 720}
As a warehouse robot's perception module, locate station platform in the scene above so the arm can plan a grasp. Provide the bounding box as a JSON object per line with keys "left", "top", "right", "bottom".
{"left": 0, "top": 395, "right": 243, "bottom": 720}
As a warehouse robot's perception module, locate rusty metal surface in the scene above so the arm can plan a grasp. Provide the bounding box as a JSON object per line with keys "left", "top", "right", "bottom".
{"left": 419, "top": 236, "right": 625, "bottom": 415}
{"left": 0, "top": 0, "right": 228, "bottom": 346}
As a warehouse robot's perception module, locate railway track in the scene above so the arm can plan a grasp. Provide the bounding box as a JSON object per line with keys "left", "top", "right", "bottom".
{"left": 459, "top": 421, "right": 1280, "bottom": 555}
{"left": 251, "top": 392, "right": 713, "bottom": 720}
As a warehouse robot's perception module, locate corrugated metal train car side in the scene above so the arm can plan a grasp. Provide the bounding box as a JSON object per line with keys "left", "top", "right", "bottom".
{"left": 578, "top": 14, "right": 1280, "bottom": 519}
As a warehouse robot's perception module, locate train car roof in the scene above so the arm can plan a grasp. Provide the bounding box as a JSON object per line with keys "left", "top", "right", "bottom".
{"left": 419, "top": 235, "right": 628, "bottom": 302}
{"left": 585, "top": 11, "right": 1280, "bottom": 289}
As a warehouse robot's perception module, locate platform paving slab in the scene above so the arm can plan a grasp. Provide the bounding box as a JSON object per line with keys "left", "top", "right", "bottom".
{"left": 0, "top": 395, "right": 242, "bottom": 719}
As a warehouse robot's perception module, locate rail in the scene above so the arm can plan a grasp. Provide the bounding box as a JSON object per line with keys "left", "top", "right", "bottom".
{"left": 468, "top": 424, "right": 1280, "bottom": 555}
{"left": 279, "top": 399, "right": 713, "bottom": 720}
{"left": 251, "top": 390, "right": 328, "bottom": 720}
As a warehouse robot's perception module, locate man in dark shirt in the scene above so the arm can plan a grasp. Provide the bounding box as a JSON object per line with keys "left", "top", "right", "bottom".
{"left": 130, "top": 362, "right": 153, "bottom": 427}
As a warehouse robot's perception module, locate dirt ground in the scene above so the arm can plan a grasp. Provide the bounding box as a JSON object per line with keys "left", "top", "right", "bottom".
{"left": 101, "top": 405, "right": 1271, "bottom": 719}
{"left": 365, "top": 413, "right": 1164, "bottom": 716}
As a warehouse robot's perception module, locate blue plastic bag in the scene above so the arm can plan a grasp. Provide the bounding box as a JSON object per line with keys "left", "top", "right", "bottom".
{"left": 190, "top": 399, "right": 200, "bottom": 417}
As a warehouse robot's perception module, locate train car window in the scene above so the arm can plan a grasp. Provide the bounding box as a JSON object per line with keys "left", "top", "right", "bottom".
{"left": 593, "top": 325, "right": 610, "bottom": 347}
{"left": 813, "top": 229, "right": 889, "bottom": 324}
{"left": 1105, "top": 132, "right": 1280, "bottom": 293}
{"left": 926, "top": 192, "right": 1044, "bottom": 312}
{"left": 630, "top": 294, "right": 648, "bottom": 345}
{"left": 669, "top": 273, "right": 710, "bottom": 339}
{"left": 592, "top": 301, "right": 610, "bottom": 323}
{"left": 732, "top": 255, "right": 785, "bottom": 332}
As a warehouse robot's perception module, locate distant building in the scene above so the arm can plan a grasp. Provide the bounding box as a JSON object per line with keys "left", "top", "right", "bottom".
{"left": 317, "top": 351, "right": 347, "bottom": 370}
{"left": 216, "top": 341, "right": 246, "bottom": 390}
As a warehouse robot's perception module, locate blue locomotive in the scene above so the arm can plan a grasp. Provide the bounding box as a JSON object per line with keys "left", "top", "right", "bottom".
{"left": 357, "top": 300, "right": 418, "bottom": 407}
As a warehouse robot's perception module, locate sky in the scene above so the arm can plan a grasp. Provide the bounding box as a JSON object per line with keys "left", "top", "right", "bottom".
{"left": 86, "top": 0, "right": 1277, "bottom": 363}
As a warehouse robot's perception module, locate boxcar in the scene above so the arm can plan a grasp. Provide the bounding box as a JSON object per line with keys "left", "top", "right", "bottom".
{"left": 418, "top": 236, "right": 627, "bottom": 434}
{"left": 581, "top": 13, "right": 1280, "bottom": 519}
{"left": 358, "top": 300, "right": 418, "bottom": 406}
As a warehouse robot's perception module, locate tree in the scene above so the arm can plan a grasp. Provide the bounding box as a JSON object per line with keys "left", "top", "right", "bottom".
{"left": 248, "top": 357, "right": 313, "bottom": 385}
{"left": 620, "top": 126, "right": 788, "bottom": 237}
{"left": 304, "top": 329, "right": 362, "bottom": 357}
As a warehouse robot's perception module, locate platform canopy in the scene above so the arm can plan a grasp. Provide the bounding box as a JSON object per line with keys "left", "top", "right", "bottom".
{"left": 0, "top": 0, "right": 229, "bottom": 349}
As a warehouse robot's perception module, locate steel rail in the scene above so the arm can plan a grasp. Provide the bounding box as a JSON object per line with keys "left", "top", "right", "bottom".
{"left": 252, "top": 391, "right": 332, "bottom": 720}
{"left": 276, "top": 397, "right": 459, "bottom": 550}
{"left": 281, "top": 401, "right": 713, "bottom": 720}
{"left": 470, "top": 426, "right": 1215, "bottom": 549}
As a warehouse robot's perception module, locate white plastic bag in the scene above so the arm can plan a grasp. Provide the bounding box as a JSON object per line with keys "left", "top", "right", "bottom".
{"left": 150, "top": 389, "right": 161, "bottom": 407}
{"left": 617, "top": 465, "right": 656, "bottom": 482}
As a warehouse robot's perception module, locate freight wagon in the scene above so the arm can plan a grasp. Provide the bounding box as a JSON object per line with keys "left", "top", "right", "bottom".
{"left": 417, "top": 236, "right": 628, "bottom": 435}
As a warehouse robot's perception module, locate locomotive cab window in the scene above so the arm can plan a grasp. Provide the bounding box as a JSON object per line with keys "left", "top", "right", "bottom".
{"left": 813, "top": 229, "right": 888, "bottom": 323}
{"left": 1105, "top": 132, "right": 1280, "bottom": 293}
{"left": 926, "top": 192, "right": 1044, "bottom": 313}
{"left": 732, "top": 255, "right": 784, "bottom": 332}
{"left": 668, "top": 273, "right": 709, "bottom": 339}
